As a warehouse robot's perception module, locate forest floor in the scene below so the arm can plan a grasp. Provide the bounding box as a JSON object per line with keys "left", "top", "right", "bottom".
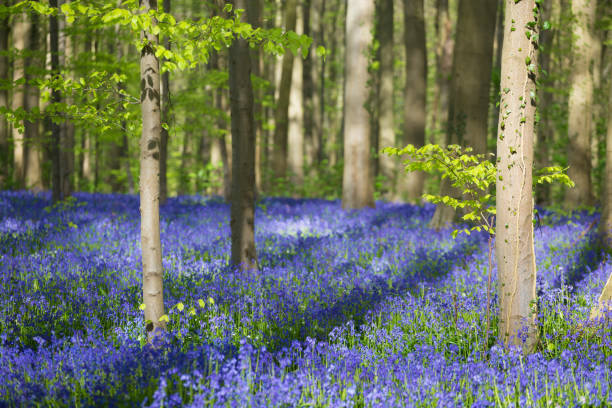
{"left": 0, "top": 191, "right": 611, "bottom": 407}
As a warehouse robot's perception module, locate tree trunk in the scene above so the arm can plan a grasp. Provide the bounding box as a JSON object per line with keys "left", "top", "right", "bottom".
{"left": 429, "top": 0, "right": 498, "bottom": 229}
{"left": 566, "top": 0, "right": 597, "bottom": 207}
{"left": 49, "top": 1, "right": 62, "bottom": 202}
{"left": 342, "top": 0, "right": 375, "bottom": 210}
{"left": 24, "top": 13, "right": 43, "bottom": 193}
{"left": 315, "top": 0, "right": 325, "bottom": 164}
{"left": 496, "top": 0, "right": 539, "bottom": 352}
{"left": 139, "top": 0, "right": 166, "bottom": 339}
{"left": 590, "top": 38, "right": 612, "bottom": 321}
{"left": 302, "top": 0, "right": 317, "bottom": 171}
{"left": 0, "top": 5, "right": 9, "bottom": 187}
{"left": 246, "top": 0, "right": 263, "bottom": 191}
{"left": 535, "top": 0, "right": 559, "bottom": 205}
{"left": 159, "top": 0, "right": 170, "bottom": 203}
{"left": 398, "top": 0, "right": 427, "bottom": 202}
{"left": 229, "top": 0, "right": 257, "bottom": 269}
{"left": 11, "top": 13, "right": 29, "bottom": 189}
{"left": 288, "top": 3, "right": 304, "bottom": 186}
{"left": 377, "top": 0, "right": 395, "bottom": 200}
{"left": 430, "top": 0, "right": 453, "bottom": 141}
{"left": 60, "top": 11, "right": 74, "bottom": 198}
{"left": 272, "top": 0, "right": 297, "bottom": 181}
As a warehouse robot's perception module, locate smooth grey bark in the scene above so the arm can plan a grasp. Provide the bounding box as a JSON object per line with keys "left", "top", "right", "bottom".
{"left": 398, "top": 0, "right": 427, "bottom": 202}
{"left": 496, "top": 0, "right": 539, "bottom": 353}
{"left": 11, "top": 13, "right": 29, "bottom": 189}
{"left": 377, "top": 0, "right": 395, "bottom": 199}
{"left": 159, "top": 0, "right": 170, "bottom": 204}
{"left": 272, "top": 0, "right": 297, "bottom": 180}
{"left": 229, "top": 0, "right": 257, "bottom": 269}
{"left": 429, "top": 0, "right": 498, "bottom": 229}
{"left": 590, "top": 34, "right": 612, "bottom": 321}
{"left": 288, "top": 2, "right": 304, "bottom": 186}
{"left": 566, "top": 0, "right": 597, "bottom": 207}
{"left": 139, "top": 0, "right": 165, "bottom": 339}
{"left": 341, "top": 0, "right": 375, "bottom": 209}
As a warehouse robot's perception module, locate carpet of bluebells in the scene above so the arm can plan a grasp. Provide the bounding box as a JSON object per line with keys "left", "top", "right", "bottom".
{"left": 1, "top": 191, "right": 611, "bottom": 407}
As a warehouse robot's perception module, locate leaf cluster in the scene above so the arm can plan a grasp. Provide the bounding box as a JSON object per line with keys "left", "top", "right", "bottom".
{"left": 384, "top": 144, "right": 574, "bottom": 238}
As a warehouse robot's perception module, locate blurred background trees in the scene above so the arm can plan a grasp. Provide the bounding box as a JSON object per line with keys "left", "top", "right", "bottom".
{"left": 0, "top": 0, "right": 610, "bottom": 212}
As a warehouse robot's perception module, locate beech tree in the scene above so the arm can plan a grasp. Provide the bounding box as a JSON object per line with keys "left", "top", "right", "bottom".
{"left": 342, "top": 0, "right": 374, "bottom": 209}
{"left": 11, "top": 12, "right": 29, "bottom": 189}
{"left": 496, "top": 0, "right": 539, "bottom": 352}
{"left": 229, "top": 0, "right": 257, "bottom": 269}
{"left": 429, "top": 0, "right": 498, "bottom": 229}
{"left": 377, "top": 0, "right": 395, "bottom": 199}
{"left": 590, "top": 60, "right": 612, "bottom": 321}
{"left": 272, "top": 0, "right": 297, "bottom": 181}
{"left": 398, "top": 0, "right": 427, "bottom": 202}
{"left": 139, "top": 0, "right": 166, "bottom": 339}
{"left": 566, "top": 0, "right": 597, "bottom": 207}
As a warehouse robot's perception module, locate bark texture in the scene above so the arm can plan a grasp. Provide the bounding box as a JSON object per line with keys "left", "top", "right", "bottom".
{"left": 342, "top": 0, "right": 375, "bottom": 209}
{"left": 429, "top": 0, "right": 498, "bottom": 229}
{"left": 272, "top": 0, "right": 297, "bottom": 180}
{"left": 229, "top": 0, "right": 257, "bottom": 269}
{"left": 24, "top": 11, "right": 42, "bottom": 193}
{"left": 496, "top": 0, "right": 539, "bottom": 352}
{"left": 398, "top": 0, "right": 427, "bottom": 202}
{"left": 377, "top": 0, "right": 395, "bottom": 199}
{"left": 139, "top": 0, "right": 165, "bottom": 339}
{"left": 566, "top": 0, "right": 597, "bottom": 207}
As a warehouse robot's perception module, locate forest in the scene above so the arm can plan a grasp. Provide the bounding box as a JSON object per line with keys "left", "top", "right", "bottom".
{"left": 1, "top": 0, "right": 612, "bottom": 406}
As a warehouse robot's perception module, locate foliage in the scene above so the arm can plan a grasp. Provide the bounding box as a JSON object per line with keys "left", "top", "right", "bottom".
{"left": 384, "top": 143, "right": 575, "bottom": 237}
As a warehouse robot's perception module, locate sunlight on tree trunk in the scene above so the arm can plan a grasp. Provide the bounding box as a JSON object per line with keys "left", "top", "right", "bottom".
{"left": 288, "top": 3, "right": 304, "bottom": 187}
{"left": 342, "top": 0, "right": 375, "bottom": 209}
{"left": 377, "top": 0, "right": 395, "bottom": 200}
{"left": 12, "top": 13, "right": 29, "bottom": 189}
{"left": 139, "top": 0, "right": 166, "bottom": 340}
{"left": 496, "top": 0, "right": 539, "bottom": 353}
